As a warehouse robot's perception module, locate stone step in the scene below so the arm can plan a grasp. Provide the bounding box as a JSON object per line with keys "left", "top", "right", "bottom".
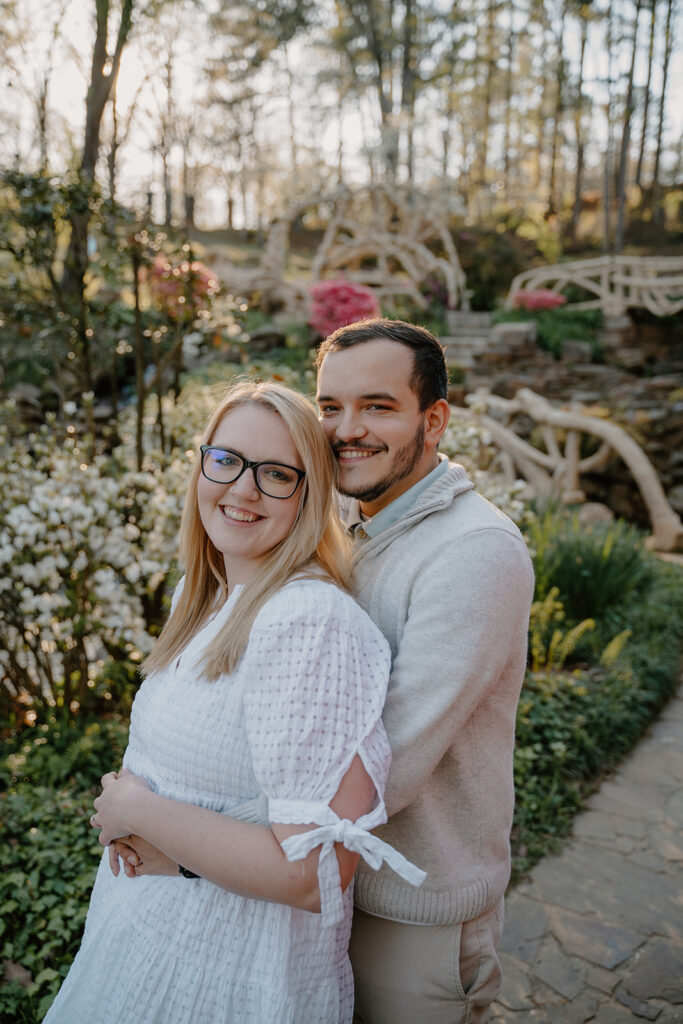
{"left": 615, "top": 346, "right": 654, "bottom": 369}
{"left": 490, "top": 322, "right": 537, "bottom": 348}
{"left": 446, "top": 311, "right": 493, "bottom": 331}
{"left": 447, "top": 329, "right": 492, "bottom": 340}
{"left": 443, "top": 345, "right": 477, "bottom": 369}
{"left": 442, "top": 335, "right": 492, "bottom": 351}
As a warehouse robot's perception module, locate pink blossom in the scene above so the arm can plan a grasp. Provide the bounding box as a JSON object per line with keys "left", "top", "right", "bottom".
{"left": 144, "top": 256, "right": 219, "bottom": 321}
{"left": 513, "top": 289, "right": 567, "bottom": 312}
{"left": 308, "top": 279, "right": 381, "bottom": 337}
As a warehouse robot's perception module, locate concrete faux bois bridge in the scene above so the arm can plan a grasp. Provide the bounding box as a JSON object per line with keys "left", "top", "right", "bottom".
{"left": 505, "top": 256, "right": 683, "bottom": 318}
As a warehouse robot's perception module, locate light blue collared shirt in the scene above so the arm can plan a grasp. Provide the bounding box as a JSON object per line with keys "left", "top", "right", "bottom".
{"left": 348, "top": 458, "right": 449, "bottom": 542}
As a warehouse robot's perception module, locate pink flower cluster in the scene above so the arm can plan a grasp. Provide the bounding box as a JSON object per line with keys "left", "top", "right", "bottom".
{"left": 513, "top": 288, "right": 567, "bottom": 312}
{"left": 308, "top": 278, "right": 381, "bottom": 337}
{"left": 145, "top": 255, "right": 219, "bottom": 321}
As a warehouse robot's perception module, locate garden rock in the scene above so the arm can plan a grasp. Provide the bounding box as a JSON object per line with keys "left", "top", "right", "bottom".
{"left": 561, "top": 339, "right": 593, "bottom": 362}
{"left": 577, "top": 502, "right": 615, "bottom": 525}
{"left": 3, "top": 961, "right": 33, "bottom": 987}
{"left": 667, "top": 483, "right": 683, "bottom": 514}
{"left": 246, "top": 324, "right": 287, "bottom": 352}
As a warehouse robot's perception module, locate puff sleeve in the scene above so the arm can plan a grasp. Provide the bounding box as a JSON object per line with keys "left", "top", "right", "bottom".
{"left": 241, "top": 580, "right": 426, "bottom": 925}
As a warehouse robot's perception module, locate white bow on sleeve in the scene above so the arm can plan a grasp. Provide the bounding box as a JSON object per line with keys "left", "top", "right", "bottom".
{"left": 273, "top": 801, "right": 427, "bottom": 927}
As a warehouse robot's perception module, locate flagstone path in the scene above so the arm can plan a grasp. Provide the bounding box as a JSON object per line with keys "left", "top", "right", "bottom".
{"left": 490, "top": 682, "right": 683, "bottom": 1023}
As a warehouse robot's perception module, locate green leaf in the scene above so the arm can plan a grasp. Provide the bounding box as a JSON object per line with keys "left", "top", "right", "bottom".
{"left": 34, "top": 967, "right": 59, "bottom": 987}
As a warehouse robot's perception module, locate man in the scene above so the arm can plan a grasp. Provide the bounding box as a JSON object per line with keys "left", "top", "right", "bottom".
{"left": 315, "top": 318, "right": 534, "bottom": 1024}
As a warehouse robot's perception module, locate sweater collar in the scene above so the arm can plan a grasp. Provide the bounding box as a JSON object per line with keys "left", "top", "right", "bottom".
{"left": 345, "top": 459, "right": 450, "bottom": 541}
{"left": 338, "top": 460, "right": 474, "bottom": 555}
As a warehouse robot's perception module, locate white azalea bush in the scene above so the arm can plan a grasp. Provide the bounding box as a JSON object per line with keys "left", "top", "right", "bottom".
{"left": 441, "top": 410, "right": 531, "bottom": 526}
{"left": 0, "top": 417, "right": 182, "bottom": 719}
{"left": 0, "top": 363, "right": 254, "bottom": 718}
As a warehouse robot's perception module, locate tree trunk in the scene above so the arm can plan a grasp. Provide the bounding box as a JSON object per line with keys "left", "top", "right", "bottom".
{"left": 502, "top": 4, "right": 515, "bottom": 188}
{"left": 163, "top": 151, "right": 172, "bottom": 225}
{"left": 36, "top": 82, "right": 49, "bottom": 173}
{"left": 603, "top": 1, "right": 616, "bottom": 252}
{"left": 478, "top": 0, "right": 496, "bottom": 191}
{"left": 363, "top": 0, "right": 398, "bottom": 181}
{"left": 132, "top": 239, "right": 145, "bottom": 472}
{"left": 532, "top": 0, "right": 549, "bottom": 193}
{"left": 111, "top": 344, "right": 119, "bottom": 426}
{"left": 184, "top": 193, "right": 195, "bottom": 229}
{"left": 615, "top": 0, "right": 642, "bottom": 252}
{"left": 546, "top": 1, "right": 567, "bottom": 220}
{"left": 570, "top": 7, "right": 588, "bottom": 242}
{"left": 285, "top": 46, "right": 298, "bottom": 174}
{"left": 63, "top": 0, "right": 133, "bottom": 287}
{"left": 161, "top": 48, "right": 174, "bottom": 225}
{"left": 239, "top": 150, "right": 249, "bottom": 233}
{"left": 34, "top": 2, "right": 67, "bottom": 174}
{"left": 154, "top": 335, "right": 167, "bottom": 457}
{"left": 400, "top": 0, "right": 416, "bottom": 185}
{"left": 61, "top": 0, "right": 134, "bottom": 432}
{"left": 181, "top": 134, "right": 195, "bottom": 229}
{"left": 441, "top": 74, "right": 455, "bottom": 182}
{"left": 107, "top": 89, "right": 119, "bottom": 209}
{"left": 335, "top": 49, "right": 351, "bottom": 186}
{"left": 651, "top": 0, "right": 674, "bottom": 225}
{"left": 635, "top": 0, "right": 657, "bottom": 189}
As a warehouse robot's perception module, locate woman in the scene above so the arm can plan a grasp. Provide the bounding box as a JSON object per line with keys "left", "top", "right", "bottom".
{"left": 44, "top": 381, "right": 424, "bottom": 1024}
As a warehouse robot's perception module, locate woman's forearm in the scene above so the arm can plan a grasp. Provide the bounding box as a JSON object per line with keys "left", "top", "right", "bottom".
{"left": 94, "top": 756, "right": 374, "bottom": 906}
{"left": 125, "top": 788, "right": 324, "bottom": 911}
{"left": 94, "top": 756, "right": 374, "bottom": 908}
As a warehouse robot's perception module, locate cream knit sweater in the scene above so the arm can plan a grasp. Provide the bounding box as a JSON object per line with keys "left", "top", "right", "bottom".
{"left": 346, "top": 463, "right": 534, "bottom": 925}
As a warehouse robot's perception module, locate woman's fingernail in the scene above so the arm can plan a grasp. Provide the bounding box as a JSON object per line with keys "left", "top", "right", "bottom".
{"left": 127, "top": 856, "right": 137, "bottom": 865}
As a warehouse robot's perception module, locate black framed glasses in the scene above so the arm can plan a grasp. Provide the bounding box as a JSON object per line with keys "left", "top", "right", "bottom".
{"left": 199, "top": 445, "right": 306, "bottom": 499}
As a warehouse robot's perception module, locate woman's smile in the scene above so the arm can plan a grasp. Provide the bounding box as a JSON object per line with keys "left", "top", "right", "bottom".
{"left": 219, "top": 504, "right": 264, "bottom": 524}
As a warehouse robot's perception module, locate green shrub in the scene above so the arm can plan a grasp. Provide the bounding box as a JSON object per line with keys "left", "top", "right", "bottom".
{"left": 528, "top": 512, "right": 654, "bottom": 623}
{"left": 613, "top": 558, "right": 683, "bottom": 699}
{"left": 0, "top": 714, "right": 128, "bottom": 1022}
{"left": 454, "top": 228, "right": 530, "bottom": 310}
{"left": 491, "top": 307, "right": 603, "bottom": 358}
{"left": 528, "top": 587, "right": 595, "bottom": 671}
{"left": 512, "top": 539, "right": 683, "bottom": 882}
{"left": 1, "top": 711, "right": 129, "bottom": 792}
{"left": 511, "top": 654, "right": 672, "bottom": 882}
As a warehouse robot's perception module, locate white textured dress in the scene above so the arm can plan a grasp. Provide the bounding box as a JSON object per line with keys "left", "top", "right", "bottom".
{"left": 44, "top": 577, "right": 424, "bottom": 1024}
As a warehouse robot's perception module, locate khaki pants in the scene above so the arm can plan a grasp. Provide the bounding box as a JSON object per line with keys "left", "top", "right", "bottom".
{"left": 349, "top": 900, "right": 504, "bottom": 1024}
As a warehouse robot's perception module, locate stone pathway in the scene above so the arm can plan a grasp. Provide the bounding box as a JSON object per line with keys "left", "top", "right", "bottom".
{"left": 491, "top": 683, "right": 683, "bottom": 1023}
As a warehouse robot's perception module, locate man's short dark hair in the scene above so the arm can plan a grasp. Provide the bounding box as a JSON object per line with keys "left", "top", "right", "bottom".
{"left": 316, "top": 318, "right": 448, "bottom": 410}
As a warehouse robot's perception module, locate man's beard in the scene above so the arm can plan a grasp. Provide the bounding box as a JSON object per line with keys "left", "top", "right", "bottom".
{"left": 336, "top": 422, "right": 425, "bottom": 504}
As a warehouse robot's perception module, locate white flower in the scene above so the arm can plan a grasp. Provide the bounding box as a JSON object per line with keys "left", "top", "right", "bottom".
{"left": 72, "top": 551, "right": 88, "bottom": 573}
{"left": 123, "top": 563, "right": 141, "bottom": 583}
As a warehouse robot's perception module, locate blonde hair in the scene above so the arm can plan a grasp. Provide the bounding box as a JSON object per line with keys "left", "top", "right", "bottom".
{"left": 144, "top": 380, "right": 351, "bottom": 680}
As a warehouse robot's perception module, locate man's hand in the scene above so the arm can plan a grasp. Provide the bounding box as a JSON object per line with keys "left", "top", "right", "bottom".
{"left": 108, "top": 835, "right": 179, "bottom": 878}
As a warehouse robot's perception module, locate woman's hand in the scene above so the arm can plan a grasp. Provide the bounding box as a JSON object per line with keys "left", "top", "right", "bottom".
{"left": 109, "top": 835, "right": 179, "bottom": 878}
{"left": 90, "top": 769, "right": 152, "bottom": 847}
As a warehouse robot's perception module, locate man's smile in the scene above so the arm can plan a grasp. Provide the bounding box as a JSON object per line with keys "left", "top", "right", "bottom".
{"left": 333, "top": 445, "right": 385, "bottom": 461}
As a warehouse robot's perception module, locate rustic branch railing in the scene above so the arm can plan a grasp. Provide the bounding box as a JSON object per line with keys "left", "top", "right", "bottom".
{"left": 211, "top": 185, "right": 468, "bottom": 316}
{"left": 505, "top": 256, "right": 683, "bottom": 318}
{"left": 456, "top": 387, "right": 683, "bottom": 552}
